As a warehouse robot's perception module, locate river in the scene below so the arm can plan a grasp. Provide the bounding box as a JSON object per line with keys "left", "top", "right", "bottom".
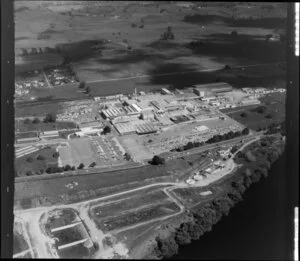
{"left": 170, "top": 151, "right": 289, "bottom": 260}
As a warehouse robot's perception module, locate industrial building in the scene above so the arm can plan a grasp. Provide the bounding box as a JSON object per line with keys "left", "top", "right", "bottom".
{"left": 193, "top": 82, "right": 233, "bottom": 97}
{"left": 136, "top": 123, "right": 157, "bottom": 135}
{"left": 40, "top": 130, "right": 59, "bottom": 139}
{"left": 15, "top": 146, "right": 39, "bottom": 158}
{"left": 140, "top": 109, "right": 155, "bottom": 120}
{"left": 161, "top": 88, "right": 171, "bottom": 95}
{"left": 101, "top": 107, "right": 125, "bottom": 119}
{"left": 16, "top": 136, "right": 40, "bottom": 144}
{"left": 113, "top": 122, "right": 136, "bottom": 135}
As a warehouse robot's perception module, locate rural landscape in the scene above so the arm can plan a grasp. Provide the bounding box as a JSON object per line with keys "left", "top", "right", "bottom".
{"left": 14, "top": 1, "right": 287, "bottom": 259}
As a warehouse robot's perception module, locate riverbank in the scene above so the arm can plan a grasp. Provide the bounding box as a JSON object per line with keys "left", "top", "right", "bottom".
{"left": 140, "top": 134, "right": 285, "bottom": 259}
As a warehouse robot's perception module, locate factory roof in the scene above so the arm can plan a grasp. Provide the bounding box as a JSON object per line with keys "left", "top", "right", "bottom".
{"left": 136, "top": 123, "right": 157, "bottom": 134}
{"left": 193, "top": 82, "right": 232, "bottom": 90}
{"left": 114, "top": 122, "right": 136, "bottom": 134}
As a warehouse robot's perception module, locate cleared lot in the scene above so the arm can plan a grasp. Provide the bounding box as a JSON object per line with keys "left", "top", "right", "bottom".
{"left": 89, "top": 189, "right": 169, "bottom": 220}
{"left": 58, "top": 138, "right": 99, "bottom": 167}
{"left": 100, "top": 202, "right": 180, "bottom": 232}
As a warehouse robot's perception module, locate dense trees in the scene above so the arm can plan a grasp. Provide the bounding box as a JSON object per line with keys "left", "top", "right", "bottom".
{"left": 85, "top": 86, "right": 91, "bottom": 94}
{"left": 24, "top": 118, "right": 31, "bottom": 124}
{"left": 44, "top": 113, "right": 56, "bottom": 123}
{"left": 173, "top": 128, "right": 249, "bottom": 152}
{"left": 78, "top": 81, "right": 85, "bottom": 89}
{"left": 89, "top": 162, "right": 96, "bottom": 168}
{"left": 102, "top": 125, "right": 111, "bottom": 135}
{"left": 160, "top": 26, "right": 174, "bottom": 40}
{"left": 155, "top": 234, "right": 178, "bottom": 258}
{"left": 36, "top": 154, "right": 45, "bottom": 160}
{"left": 46, "top": 166, "right": 64, "bottom": 174}
{"left": 52, "top": 152, "right": 60, "bottom": 158}
{"left": 124, "top": 153, "right": 132, "bottom": 161}
{"left": 230, "top": 30, "right": 238, "bottom": 37}
{"left": 150, "top": 155, "right": 165, "bottom": 165}
{"left": 32, "top": 117, "right": 41, "bottom": 124}
{"left": 63, "top": 164, "right": 72, "bottom": 171}
{"left": 77, "top": 163, "right": 85, "bottom": 169}
{"left": 26, "top": 157, "right": 34, "bottom": 163}
{"left": 153, "top": 147, "right": 282, "bottom": 259}
{"left": 265, "top": 113, "right": 273, "bottom": 119}
{"left": 240, "top": 112, "right": 248, "bottom": 117}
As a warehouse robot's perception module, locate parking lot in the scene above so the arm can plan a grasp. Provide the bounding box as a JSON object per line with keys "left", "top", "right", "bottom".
{"left": 89, "top": 136, "right": 127, "bottom": 165}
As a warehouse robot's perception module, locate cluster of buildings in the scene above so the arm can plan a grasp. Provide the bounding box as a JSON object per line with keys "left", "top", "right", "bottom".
{"left": 186, "top": 160, "right": 227, "bottom": 185}
{"left": 15, "top": 70, "right": 47, "bottom": 97}
{"left": 193, "top": 82, "right": 263, "bottom": 109}
{"left": 242, "top": 87, "right": 286, "bottom": 94}
{"left": 15, "top": 145, "right": 39, "bottom": 159}
{"left": 45, "top": 67, "right": 78, "bottom": 86}
{"left": 57, "top": 100, "right": 99, "bottom": 123}
{"left": 15, "top": 47, "right": 53, "bottom": 56}
{"left": 40, "top": 130, "right": 60, "bottom": 140}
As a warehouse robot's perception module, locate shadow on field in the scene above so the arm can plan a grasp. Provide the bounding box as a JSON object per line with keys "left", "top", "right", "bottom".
{"left": 56, "top": 39, "right": 106, "bottom": 64}
{"left": 183, "top": 15, "right": 286, "bottom": 30}
{"left": 147, "top": 62, "right": 286, "bottom": 90}
{"left": 15, "top": 36, "right": 30, "bottom": 41}
{"left": 146, "top": 40, "right": 185, "bottom": 51}
{"left": 147, "top": 62, "right": 218, "bottom": 89}
{"left": 187, "top": 34, "right": 285, "bottom": 63}
{"left": 98, "top": 49, "right": 167, "bottom": 65}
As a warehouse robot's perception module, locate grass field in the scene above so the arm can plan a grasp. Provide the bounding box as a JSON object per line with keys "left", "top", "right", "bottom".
{"left": 58, "top": 242, "right": 91, "bottom": 259}
{"left": 15, "top": 101, "right": 64, "bottom": 118}
{"left": 16, "top": 131, "right": 39, "bottom": 140}
{"left": 58, "top": 138, "right": 100, "bottom": 167}
{"left": 52, "top": 226, "right": 86, "bottom": 246}
{"left": 16, "top": 53, "right": 63, "bottom": 74}
{"left": 16, "top": 120, "right": 77, "bottom": 133}
{"left": 172, "top": 186, "right": 220, "bottom": 208}
{"left": 101, "top": 202, "right": 180, "bottom": 231}
{"left": 90, "top": 189, "right": 169, "bottom": 220}
{"left": 14, "top": 2, "right": 286, "bottom": 100}
{"left": 14, "top": 151, "right": 204, "bottom": 209}
{"left": 224, "top": 92, "right": 285, "bottom": 131}
{"left": 13, "top": 230, "right": 29, "bottom": 255}
{"left": 15, "top": 146, "right": 58, "bottom": 177}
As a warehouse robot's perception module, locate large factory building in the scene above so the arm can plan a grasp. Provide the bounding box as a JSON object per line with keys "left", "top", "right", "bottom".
{"left": 193, "top": 82, "right": 233, "bottom": 97}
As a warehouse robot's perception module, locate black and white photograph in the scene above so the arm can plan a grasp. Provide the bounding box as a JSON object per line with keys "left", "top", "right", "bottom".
{"left": 1, "top": 1, "right": 299, "bottom": 259}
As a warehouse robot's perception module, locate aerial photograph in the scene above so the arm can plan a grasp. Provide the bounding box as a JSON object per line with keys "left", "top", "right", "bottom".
{"left": 13, "top": 1, "right": 287, "bottom": 259}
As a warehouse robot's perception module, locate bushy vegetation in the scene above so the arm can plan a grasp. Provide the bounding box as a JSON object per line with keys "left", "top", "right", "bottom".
{"left": 173, "top": 128, "right": 249, "bottom": 152}
{"left": 160, "top": 26, "right": 174, "bottom": 40}
{"left": 152, "top": 135, "right": 284, "bottom": 259}
{"left": 150, "top": 155, "right": 165, "bottom": 165}
{"left": 102, "top": 125, "right": 111, "bottom": 135}
{"left": 43, "top": 113, "right": 56, "bottom": 123}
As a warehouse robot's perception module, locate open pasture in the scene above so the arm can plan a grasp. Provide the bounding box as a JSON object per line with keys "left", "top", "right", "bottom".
{"left": 89, "top": 189, "right": 169, "bottom": 221}
{"left": 100, "top": 202, "right": 181, "bottom": 232}
{"left": 15, "top": 2, "right": 285, "bottom": 86}
{"left": 15, "top": 145, "right": 58, "bottom": 177}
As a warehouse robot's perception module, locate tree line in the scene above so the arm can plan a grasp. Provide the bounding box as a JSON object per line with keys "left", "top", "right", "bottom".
{"left": 149, "top": 136, "right": 284, "bottom": 259}
{"left": 172, "top": 128, "right": 249, "bottom": 152}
